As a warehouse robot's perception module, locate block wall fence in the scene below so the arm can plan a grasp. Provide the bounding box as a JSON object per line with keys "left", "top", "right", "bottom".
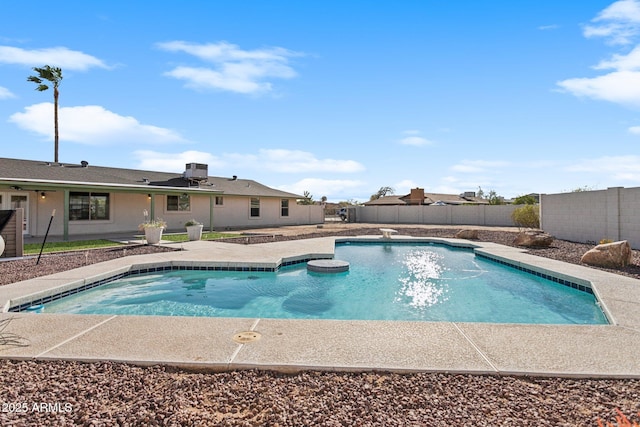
{"left": 540, "top": 187, "right": 640, "bottom": 249}
{"left": 353, "top": 204, "right": 518, "bottom": 227}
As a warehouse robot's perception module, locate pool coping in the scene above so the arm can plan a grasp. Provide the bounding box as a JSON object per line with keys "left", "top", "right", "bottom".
{"left": 1, "top": 235, "right": 639, "bottom": 378}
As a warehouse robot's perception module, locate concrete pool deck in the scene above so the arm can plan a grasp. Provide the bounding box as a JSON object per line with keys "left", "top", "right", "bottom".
{"left": 1, "top": 235, "right": 640, "bottom": 378}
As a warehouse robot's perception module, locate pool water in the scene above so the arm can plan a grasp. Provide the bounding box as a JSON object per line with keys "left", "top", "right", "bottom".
{"left": 42, "top": 243, "right": 608, "bottom": 324}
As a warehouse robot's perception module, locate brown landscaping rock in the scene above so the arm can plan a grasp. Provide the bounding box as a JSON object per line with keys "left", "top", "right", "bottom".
{"left": 580, "top": 240, "right": 632, "bottom": 268}
{"left": 513, "top": 230, "right": 554, "bottom": 247}
{"left": 455, "top": 229, "right": 479, "bottom": 240}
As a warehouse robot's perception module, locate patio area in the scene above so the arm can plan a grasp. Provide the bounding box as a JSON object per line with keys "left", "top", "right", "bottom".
{"left": 1, "top": 234, "right": 640, "bottom": 378}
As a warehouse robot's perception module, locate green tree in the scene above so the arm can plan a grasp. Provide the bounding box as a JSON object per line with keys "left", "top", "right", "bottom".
{"left": 369, "top": 186, "right": 395, "bottom": 201}
{"left": 487, "top": 190, "right": 505, "bottom": 205}
{"left": 28, "top": 65, "right": 63, "bottom": 163}
{"left": 513, "top": 194, "right": 537, "bottom": 205}
{"left": 298, "top": 190, "right": 315, "bottom": 205}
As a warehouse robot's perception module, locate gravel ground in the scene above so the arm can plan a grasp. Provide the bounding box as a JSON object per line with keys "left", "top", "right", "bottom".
{"left": 0, "top": 228, "right": 639, "bottom": 426}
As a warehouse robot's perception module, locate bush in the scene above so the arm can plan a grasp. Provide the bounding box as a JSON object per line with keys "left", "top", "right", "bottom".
{"left": 511, "top": 205, "right": 540, "bottom": 229}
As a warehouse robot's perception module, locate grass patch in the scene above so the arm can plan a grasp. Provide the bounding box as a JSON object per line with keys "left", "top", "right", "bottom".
{"left": 23, "top": 232, "right": 241, "bottom": 254}
{"left": 157, "top": 232, "right": 240, "bottom": 242}
{"left": 24, "top": 240, "right": 124, "bottom": 255}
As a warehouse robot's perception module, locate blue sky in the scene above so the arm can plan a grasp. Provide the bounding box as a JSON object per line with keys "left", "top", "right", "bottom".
{"left": 1, "top": 0, "right": 639, "bottom": 202}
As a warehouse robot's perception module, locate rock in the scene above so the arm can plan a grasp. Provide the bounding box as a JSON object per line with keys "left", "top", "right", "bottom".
{"left": 455, "top": 229, "right": 478, "bottom": 240}
{"left": 513, "top": 230, "right": 554, "bottom": 247}
{"left": 580, "top": 240, "right": 632, "bottom": 268}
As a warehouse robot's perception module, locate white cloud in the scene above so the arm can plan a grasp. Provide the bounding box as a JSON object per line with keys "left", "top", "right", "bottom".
{"left": 0, "top": 46, "right": 108, "bottom": 70}
{"left": 278, "top": 178, "right": 366, "bottom": 200}
{"left": 451, "top": 160, "right": 509, "bottom": 173}
{"left": 538, "top": 24, "right": 560, "bottom": 31}
{"left": 129, "top": 148, "right": 363, "bottom": 179}
{"left": 226, "top": 149, "right": 364, "bottom": 173}
{"left": 9, "top": 103, "right": 186, "bottom": 145}
{"left": 0, "top": 86, "right": 15, "bottom": 99}
{"left": 583, "top": 0, "right": 640, "bottom": 45}
{"left": 558, "top": 2, "right": 640, "bottom": 108}
{"left": 557, "top": 70, "right": 640, "bottom": 107}
{"left": 157, "top": 41, "right": 302, "bottom": 94}
{"left": 566, "top": 155, "right": 640, "bottom": 181}
{"left": 397, "top": 130, "right": 434, "bottom": 146}
{"left": 629, "top": 125, "right": 640, "bottom": 133}
{"left": 133, "top": 150, "right": 224, "bottom": 172}
{"left": 594, "top": 45, "right": 640, "bottom": 70}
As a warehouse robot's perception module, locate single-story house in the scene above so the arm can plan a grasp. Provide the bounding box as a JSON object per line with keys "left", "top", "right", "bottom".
{"left": 364, "top": 188, "right": 489, "bottom": 206}
{"left": 0, "top": 157, "right": 323, "bottom": 240}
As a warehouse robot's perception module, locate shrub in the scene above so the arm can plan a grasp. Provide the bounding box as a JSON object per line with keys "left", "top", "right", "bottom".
{"left": 185, "top": 219, "right": 201, "bottom": 227}
{"left": 511, "top": 204, "right": 540, "bottom": 229}
{"left": 599, "top": 238, "right": 614, "bottom": 245}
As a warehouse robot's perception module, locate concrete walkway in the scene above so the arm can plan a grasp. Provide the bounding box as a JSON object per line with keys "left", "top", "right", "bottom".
{"left": 2, "top": 234, "right": 640, "bottom": 378}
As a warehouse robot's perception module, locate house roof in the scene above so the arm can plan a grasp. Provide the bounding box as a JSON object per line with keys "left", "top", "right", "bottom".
{"left": 363, "top": 196, "right": 408, "bottom": 205}
{"left": 0, "top": 157, "right": 302, "bottom": 199}
{"left": 364, "top": 192, "right": 489, "bottom": 206}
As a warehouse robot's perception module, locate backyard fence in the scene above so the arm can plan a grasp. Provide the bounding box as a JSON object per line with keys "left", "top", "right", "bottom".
{"left": 353, "top": 204, "right": 518, "bottom": 227}
{"left": 540, "top": 186, "right": 640, "bottom": 249}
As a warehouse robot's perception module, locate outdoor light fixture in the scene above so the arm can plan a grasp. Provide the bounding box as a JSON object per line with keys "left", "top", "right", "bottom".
{"left": 40, "top": 192, "right": 46, "bottom": 199}
{"left": 147, "top": 194, "right": 152, "bottom": 200}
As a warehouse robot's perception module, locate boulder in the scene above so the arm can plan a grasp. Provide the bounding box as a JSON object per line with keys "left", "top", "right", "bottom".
{"left": 455, "top": 229, "right": 478, "bottom": 240}
{"left": 580, "top": 240, "right": 632, "bottom": 269}
{"left": 513, "top": 230, "right": 554, "bottom": 248}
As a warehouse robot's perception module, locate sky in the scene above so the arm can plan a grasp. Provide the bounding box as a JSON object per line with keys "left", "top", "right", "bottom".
{"left": 1, "top": 0, "right": 640, "bottom": 202}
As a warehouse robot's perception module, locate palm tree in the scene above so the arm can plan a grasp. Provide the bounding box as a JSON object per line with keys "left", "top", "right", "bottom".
{"left": 28, "top": 66, "right": 63, "bottom": 163}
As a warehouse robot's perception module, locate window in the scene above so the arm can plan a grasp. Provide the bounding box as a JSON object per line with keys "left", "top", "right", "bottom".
{"left": 167, "top": 194, "right": 190, "bottom": 211}
{"left": 281, "top": 199, "right": 289, "bottom": 217}
{"left": 69, "top": 192, "right": 110, "bottom": 220}
{"left": 250, "top": 197, "right": 260, "bottom": 217}
{"left": 215, "top": 196, "right": 224, "bottom": 206}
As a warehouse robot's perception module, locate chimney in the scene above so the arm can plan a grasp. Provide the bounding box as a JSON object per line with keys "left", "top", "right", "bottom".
{"left": 409, "top": 188, "right": 425, "bottom": 205}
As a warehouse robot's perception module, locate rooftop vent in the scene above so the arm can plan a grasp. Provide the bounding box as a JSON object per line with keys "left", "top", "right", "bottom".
{"left": 463, "top": 191, "right": 476, "bottom": 198}
{"left": 184, "top": 163, "right": 208, "bottom": 181}
{"left": 81, "top": 160, "right": 89, "bottom": 167}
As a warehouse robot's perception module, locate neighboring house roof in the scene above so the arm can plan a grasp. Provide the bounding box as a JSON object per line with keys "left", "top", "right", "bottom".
{"left": 363, "top": 196, "right": 407, "bottom": 206}
{"left": 0, "top": 157, "right": 302, "bottom": 199}
{"left": 364, "top": 193, "right": 489, "bottom": 206}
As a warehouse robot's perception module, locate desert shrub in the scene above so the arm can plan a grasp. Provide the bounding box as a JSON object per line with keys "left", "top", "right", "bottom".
{"left": 511, "top": 204, "right": 540, "bottom": 229}
{"left": 599, "top": 238, "right": 614, "bottom": 245}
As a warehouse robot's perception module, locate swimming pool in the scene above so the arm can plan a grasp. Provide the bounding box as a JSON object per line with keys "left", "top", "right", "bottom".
{"left": 41, "top": 242, "right": 607, "bottom": 324}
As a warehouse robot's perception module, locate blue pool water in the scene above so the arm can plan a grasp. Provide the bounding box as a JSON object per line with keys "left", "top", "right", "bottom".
{"left": 42, "top": 243, "right": 608, "bottom": 324}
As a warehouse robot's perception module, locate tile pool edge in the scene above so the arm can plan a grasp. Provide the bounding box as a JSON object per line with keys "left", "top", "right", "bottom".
{"left": 5, "top": 254, "right": 333, "bottom": 313}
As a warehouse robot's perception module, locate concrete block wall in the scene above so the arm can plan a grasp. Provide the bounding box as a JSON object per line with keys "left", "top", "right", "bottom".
{"left": 540, "top": 187, "right": 640, "bottom": 248}
{"left": 355, "top": 205, "right": 518, "bottom": 227}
